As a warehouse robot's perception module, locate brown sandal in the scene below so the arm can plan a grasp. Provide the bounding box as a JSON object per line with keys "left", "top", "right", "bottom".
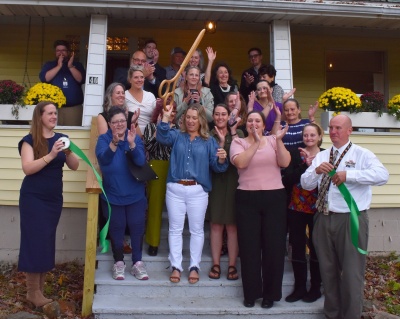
{"left": 188, "top": 266, "right": 199, "bottom": 284}
{"left": 169, "top": 267, "right": 181, "bottom": 283}
{"left": 208, "top": 264, "right": 221, "bottom": 279}
{"left": 227, "top": 266, "right": 239, "bottom": 281}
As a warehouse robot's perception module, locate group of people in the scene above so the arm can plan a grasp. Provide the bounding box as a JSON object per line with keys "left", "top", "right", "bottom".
{"left": 18, "top": 39, "right": 389, "bottom": 319}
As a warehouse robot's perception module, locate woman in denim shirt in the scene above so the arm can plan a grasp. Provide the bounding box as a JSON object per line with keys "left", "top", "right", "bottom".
{"left": 156, "top": 104, "right": 229, "bottom": 284}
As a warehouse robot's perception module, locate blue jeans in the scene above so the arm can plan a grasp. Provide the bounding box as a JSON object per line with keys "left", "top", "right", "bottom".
{"left": 101, "top": 197, "right": 147, "bottom": 264}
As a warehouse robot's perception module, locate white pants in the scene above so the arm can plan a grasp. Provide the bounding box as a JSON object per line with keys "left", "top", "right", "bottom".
{"left": 165, "top": 182, "right": 209, "bottom": 272}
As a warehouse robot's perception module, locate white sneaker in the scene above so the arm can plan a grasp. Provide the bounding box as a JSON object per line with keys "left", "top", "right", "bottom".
{"left": 112, "top": 261, "right": 125, "bottom": 280}
{"left": 131, "top": 261, "right": 149, "bottom": 280}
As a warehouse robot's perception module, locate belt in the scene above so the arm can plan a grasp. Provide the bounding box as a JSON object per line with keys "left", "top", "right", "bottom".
{"left": 177, "top": 179, "right": 198, "bottom": 186}
{"left": 323, "top": 210, "right": 366, "bottom": 216}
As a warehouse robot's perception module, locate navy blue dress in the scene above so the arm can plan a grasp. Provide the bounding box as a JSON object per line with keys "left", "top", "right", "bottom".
{"left": 18, "top": 133, "right": 67, "bottom": 272}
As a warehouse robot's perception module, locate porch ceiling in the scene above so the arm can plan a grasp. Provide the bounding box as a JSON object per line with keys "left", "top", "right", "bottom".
{"left": 1, "top": 0, "right": 400, "bottom": 31}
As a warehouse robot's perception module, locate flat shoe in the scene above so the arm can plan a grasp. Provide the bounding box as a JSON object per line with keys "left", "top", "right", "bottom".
{"left": 261, "top": 299, "right": 274, "bottom": 308}
{"left": 188, "top": 266, "right": 199, "bottom": 284}
{"left": 243, "top": 300, "right": 255, "bottom": 308}
{"left": 208, "top": 264, "right": 221, "bottom": 279}
{"left": 227, "top": 266, "right": 239, "bottom": 280}
{"left": 169, "top": 267, "right": 181, "bottom": 283}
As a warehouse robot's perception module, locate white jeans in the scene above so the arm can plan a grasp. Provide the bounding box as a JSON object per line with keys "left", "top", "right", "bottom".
{"left": 165, "top": 182, "right": 209, "bottom": 272}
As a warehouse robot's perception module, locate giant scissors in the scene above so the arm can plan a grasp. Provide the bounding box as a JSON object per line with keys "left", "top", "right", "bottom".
{"left": 158, "top": 29, "right": 206, "bottom": 110}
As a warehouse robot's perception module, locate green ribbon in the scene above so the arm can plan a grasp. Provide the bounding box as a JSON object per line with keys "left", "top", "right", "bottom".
{"left": 69, "top": 141, "right": 110, "bottom": 253}
{"left": 328, "top": 169, "right": 367, "bottom": 255}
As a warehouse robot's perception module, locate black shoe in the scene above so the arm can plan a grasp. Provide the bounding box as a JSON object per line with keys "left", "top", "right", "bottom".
{"left": 285, "top": 287, "right": 307, "bottom": 303}
{"left": 261, "top": 299, "right": 274, "bottom": 308}
{"left": 302, "top": 287, "right": 322, "bottom": 303}
{"left": 243, "top": 300, "right": 255, "bottom": 308}
{"left": 147, "top": 245, "right": 158, "bottom": 256}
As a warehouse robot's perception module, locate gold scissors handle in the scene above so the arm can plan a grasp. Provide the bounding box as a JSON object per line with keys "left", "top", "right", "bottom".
{"left": 159, "top": 29, "right": 206, "bottom": 110}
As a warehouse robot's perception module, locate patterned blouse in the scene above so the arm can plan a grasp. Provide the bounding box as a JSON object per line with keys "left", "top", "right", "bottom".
{"left": 143, "top": 122, "right": 176, "bottom": 161}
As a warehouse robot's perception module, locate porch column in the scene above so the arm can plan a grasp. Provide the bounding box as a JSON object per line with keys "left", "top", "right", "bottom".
{"left": 270, "top": 20, "right": 293, "bottom": 94}
{"left": 82, "top": 14, "right": 108, "bottom": 126}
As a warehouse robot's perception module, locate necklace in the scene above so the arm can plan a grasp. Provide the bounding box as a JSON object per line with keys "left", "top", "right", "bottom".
{"left": 219, "top": 85, "right": 230, "bottom": 93}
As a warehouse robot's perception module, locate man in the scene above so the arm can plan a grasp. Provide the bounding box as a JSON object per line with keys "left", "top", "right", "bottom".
{"left": 165, "top": 47, "right": 186, "bottom": 87}
{"left": 114, "top": 49, "right": 165, "bottom": 97}
{"left": 239, "top": 47, "right": 264, "bottom": 103}
{"left": 142, "top": 39, "right": 167, "bottom": 97}
{"left": 39, "top": 40, "right": 86, "bottom": 126}
{"left": 301, "top": 115, "right": 389, "bottom": 319}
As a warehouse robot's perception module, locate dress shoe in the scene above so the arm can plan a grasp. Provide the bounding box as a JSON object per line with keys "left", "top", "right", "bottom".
{"left": 285, "top": 287, "right": 306, "bottom": 302}
{"left": 302, "top": 287, "right": 322, "bottom": 303}
{"left": 261, "top": 299, "right": 274, "bottom": 308}
{"left": 147, "top": 245, "right": 158, "bottom": 256}
{"left": 243, "top": 300, "right": 255, "bottom": 308}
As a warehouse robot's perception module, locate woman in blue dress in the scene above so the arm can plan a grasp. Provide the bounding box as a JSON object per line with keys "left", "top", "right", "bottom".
{"left": 18, "top": 101, "right": 79, "bottom": 307}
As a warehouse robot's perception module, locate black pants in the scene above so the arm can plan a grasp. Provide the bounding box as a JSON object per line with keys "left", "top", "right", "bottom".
{"left": 236, "top": 188, "right": 287, "bottom": 302}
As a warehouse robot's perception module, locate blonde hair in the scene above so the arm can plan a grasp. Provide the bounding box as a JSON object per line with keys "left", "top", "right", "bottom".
{"left": 181, "top": 104, "right": 209, "bottom": 139}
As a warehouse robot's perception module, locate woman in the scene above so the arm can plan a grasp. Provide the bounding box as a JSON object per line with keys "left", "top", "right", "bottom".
{"left": 125, "top": 67, "right": 156, "bottom": 135}
{"left": 225, "top": 92, "right": 248, "bottom": 136}
{"left": 174, "top": 66, "right": 214, "bottom": 123}
{"left": 281, "top": 98, "right": 317, "bottom": 151}
{"left": 248, "top": 80, "right": 283, "bottom": 135}
{"left": 282, "top": 123, "right": 324, "bottom": 303}
{"left": 207, "top": 104, "right": 244, "bottom": 281}
{"left": 230, "top": 111, "right": 290, "bottom": 308}
{"left": 188, "top": 47, "right": 215, "bottom": 87}
{"left": 18, "top": 101, "right": 79, "bottom": 307}
{"left": 156, "top": 104, "right": 228, "bottom": 284}
{"left": 97, "top": 82, "right": 136, "bottom": 135}
{"left": 96, "top": 106, "right": 148, "bottom": 281}
{"left": 143, "top": 98, "right": 178, "bottom": 256}
{"left": 210, "top": 62, "right": 238, "bottom": 106}
{"left": 97, "top": 82, "right": 138, "bottom": 254}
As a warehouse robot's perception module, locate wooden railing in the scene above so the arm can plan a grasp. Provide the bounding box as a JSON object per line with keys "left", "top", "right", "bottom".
{"left": 82, "top": 117, "right": 101, "bottom": 316}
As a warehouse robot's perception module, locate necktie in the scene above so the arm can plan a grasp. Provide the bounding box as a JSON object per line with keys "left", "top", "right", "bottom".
{"left": 316, "top": 150, "right": 339, "bottom": 212}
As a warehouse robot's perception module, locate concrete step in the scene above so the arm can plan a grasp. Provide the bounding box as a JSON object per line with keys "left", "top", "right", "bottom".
{"left": 92, "top": 294, "right": 325, "bottom": 319}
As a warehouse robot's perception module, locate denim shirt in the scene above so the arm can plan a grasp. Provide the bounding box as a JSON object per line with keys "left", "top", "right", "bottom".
{"left": 156, "top": 122, "right": 229, "bottom": 192}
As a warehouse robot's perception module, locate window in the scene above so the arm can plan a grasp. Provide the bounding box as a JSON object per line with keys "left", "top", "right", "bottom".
{"left": 107, "top": 37, "right": 129, "bottom": 51}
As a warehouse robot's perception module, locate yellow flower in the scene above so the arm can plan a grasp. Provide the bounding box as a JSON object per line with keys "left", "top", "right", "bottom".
{"left": 24, "top": 83, "right": 66, "bottom": 108}
{"left": 388, "top": 94, "right": 400, "bottom": 121}
{"left": 318, "top": 87, "right": 361, "bottom": 113}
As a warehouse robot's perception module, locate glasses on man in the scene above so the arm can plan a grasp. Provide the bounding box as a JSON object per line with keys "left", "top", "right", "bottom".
{"left": 256, "top": 86, "right": 269, "bottom": 92}
{"left": 111, "top": 119, "right": 127, "bottom": 126}
{"left": 249, "top": 54, "right": 260, "bottom": 59}
{"left": 132, "top": 58, "right": 147, "bottom": 64}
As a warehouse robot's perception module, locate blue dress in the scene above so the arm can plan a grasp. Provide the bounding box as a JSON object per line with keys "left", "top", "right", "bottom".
{"left": 18, "top": 133, "right": 67, "bottom": 272}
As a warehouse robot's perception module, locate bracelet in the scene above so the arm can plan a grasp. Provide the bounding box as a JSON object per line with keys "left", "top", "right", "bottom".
{"left": 69, "top": 65, "right": 75, "bottom": 69}
{"left": 234, "top": 107, "right": 240, "bottom": 111}
{"left": 112, "top": 140, "right": 119, "bottom": 146}
{"left": 129, "top": 144, "right": 136, "bottom": 151}
{"left": 42, "top": 156, "right": 49, "bottom": 164}
{"left": 231, "top": 133, "right": 238, "bottom": 136}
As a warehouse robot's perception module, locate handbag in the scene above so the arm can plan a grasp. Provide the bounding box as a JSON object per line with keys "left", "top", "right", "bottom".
{"left": 125, "top": 152, "right": 158, "bottom": 182}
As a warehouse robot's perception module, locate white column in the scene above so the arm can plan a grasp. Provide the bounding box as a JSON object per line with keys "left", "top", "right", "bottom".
{"left": 270, "top": 20, "right": 293, "bottom": 94}
{"left": 82, "top": 14, "right": 108, "bottom": 126}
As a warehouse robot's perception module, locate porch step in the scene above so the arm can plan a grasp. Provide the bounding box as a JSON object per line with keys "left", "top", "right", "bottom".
{"left": 92, "top": 215, "right": 325, "bottom": 318}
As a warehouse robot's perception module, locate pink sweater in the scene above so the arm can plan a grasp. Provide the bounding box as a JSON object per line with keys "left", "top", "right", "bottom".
{"left": 230, "top": 137, "right": 284, "bottom": 191}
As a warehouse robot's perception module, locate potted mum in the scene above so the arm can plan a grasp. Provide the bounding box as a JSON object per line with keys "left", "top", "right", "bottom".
{"left": 0, "top": 80, "right": 26, "bottom": 120}
{"left": 24, "top": 83, "right": 66, "bottom": 108}
{"left": 319, "top": 87, "right": 400, "bottom": 130}
{"left": 388, "top": 94, "right": 400, "bottom": 121}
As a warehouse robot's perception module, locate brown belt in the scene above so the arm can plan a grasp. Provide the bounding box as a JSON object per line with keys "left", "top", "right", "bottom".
{"left": 177, "top": 180, "right": 198, "bottom": 186}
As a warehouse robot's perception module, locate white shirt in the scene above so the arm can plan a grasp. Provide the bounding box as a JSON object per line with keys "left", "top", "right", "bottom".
{"left": 301, "top": 140, "right": 389, "bottom": 213}
{"left": 125, "top": 90, "right": 156, "bottom": 134}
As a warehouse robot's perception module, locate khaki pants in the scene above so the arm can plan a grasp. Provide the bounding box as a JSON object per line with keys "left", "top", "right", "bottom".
{"left": 57, "top": 104, "right": 83, "bottom": 126}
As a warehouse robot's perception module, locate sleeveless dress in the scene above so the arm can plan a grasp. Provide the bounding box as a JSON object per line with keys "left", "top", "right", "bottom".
{"left": 18, "top": 132, "right": 67, "bottom": 272}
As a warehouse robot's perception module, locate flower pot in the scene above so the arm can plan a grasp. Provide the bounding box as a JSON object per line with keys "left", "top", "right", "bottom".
{"left": 320, "top": 111, "right": 400, "bottom": 131}
{"left": 0, "top": 104, "right": 35, "bottom": 121}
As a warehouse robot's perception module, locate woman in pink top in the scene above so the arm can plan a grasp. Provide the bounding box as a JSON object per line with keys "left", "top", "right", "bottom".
{"left": 230, "top": 110, "right": 290, "bottom": 309}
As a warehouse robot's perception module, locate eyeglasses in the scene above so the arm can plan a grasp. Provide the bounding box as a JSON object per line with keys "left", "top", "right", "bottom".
{"left": 249, "top": 54, "right": 260, "bottom": 59}
{"left": 132, "top": 58, "right": 147, "bottom": 64}
{"left": 111, "top": 119, "right": 127, "bottom": 126}
{"left": 256, "top": 86, "right": 269, "bottom": 92}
